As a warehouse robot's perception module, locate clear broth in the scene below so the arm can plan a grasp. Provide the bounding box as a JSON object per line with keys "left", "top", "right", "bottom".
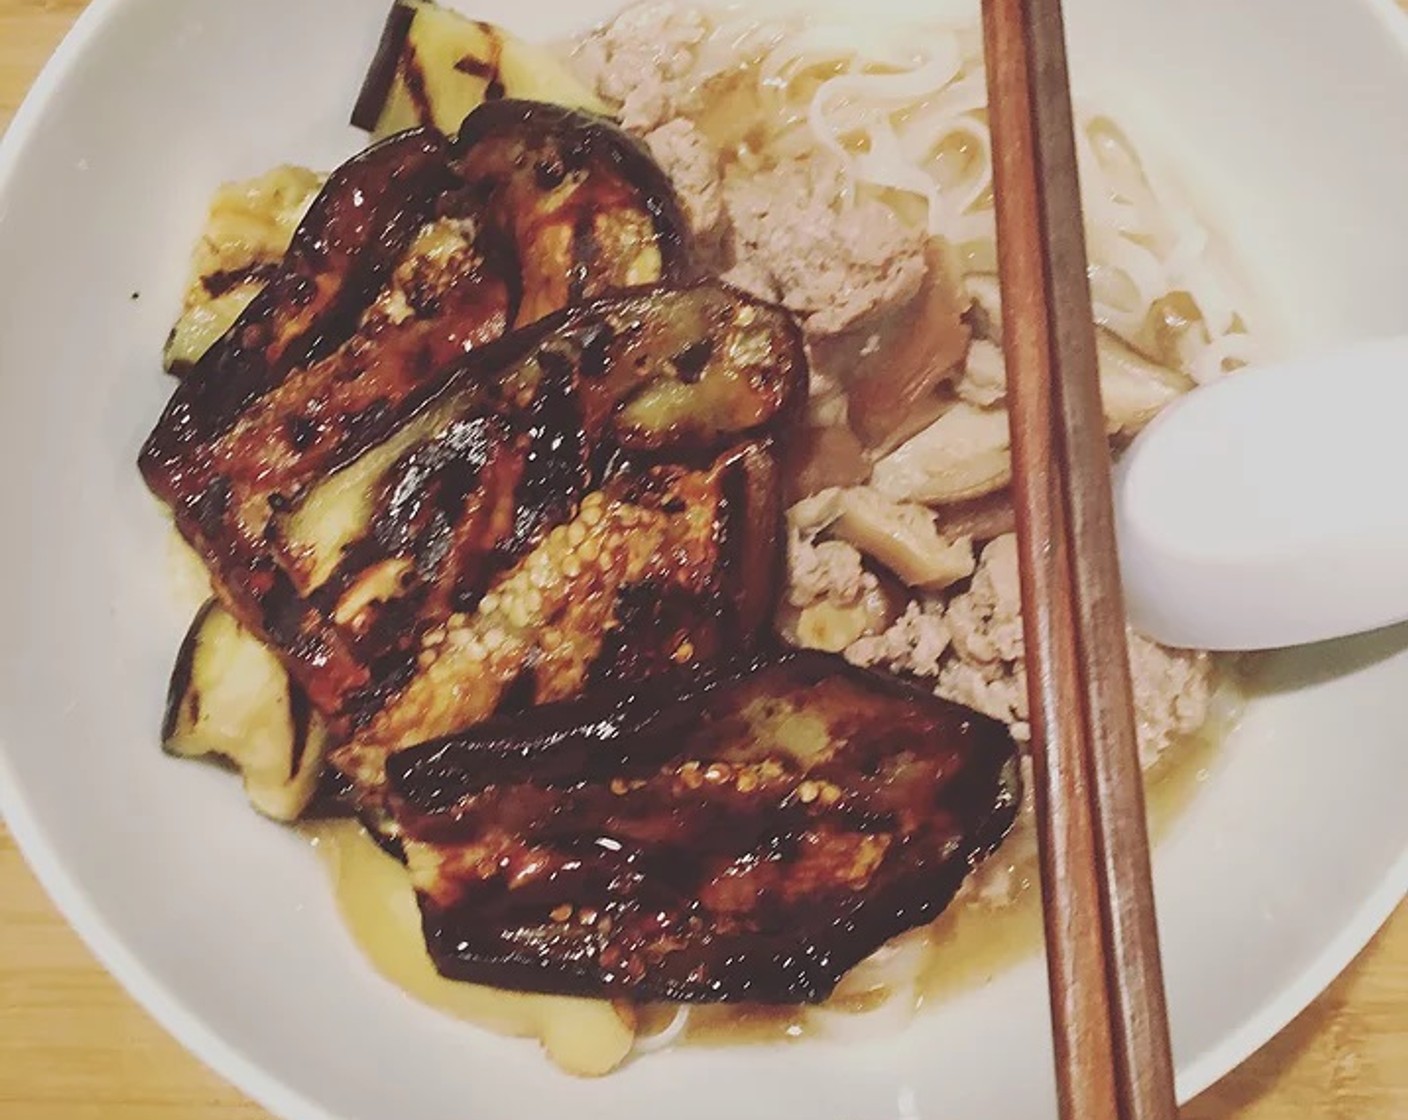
{"left": 305, "top": 674, "right": 1242, "bottom": 1056}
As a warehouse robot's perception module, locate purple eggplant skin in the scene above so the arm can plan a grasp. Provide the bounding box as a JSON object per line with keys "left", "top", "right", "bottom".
{"left": 452, "top": 99, "right": 695, "bottom": 325}
{"left": 387, "top": 650, "right": 1022, "bottom": 1005}
{"left": 140, "top": 128, "right": 459, "bottom": 480}
{"left": 350, "top": 1, "right": 419, "bottom": 132}
{"left": 135, "top": 105, "right": 761, "bottom": 733}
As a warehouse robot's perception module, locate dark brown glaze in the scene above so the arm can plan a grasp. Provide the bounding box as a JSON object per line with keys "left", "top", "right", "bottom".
{"left": 140, "top": 128, "right": 456, "bottom": 484}
{"left": 388, "top": 650, "right": 1022, "bottom": 1003}
{"left": 332, "top": 438, "right": 787, "bottom": 831}
{"left": 205, "top": 237, "right": 516, "bottom": 510}
{"left": 138, "top": 128, "right": 517, "bottom": 713}
{"left": 308, "top": 285, "right": 798, "bottom": 744}
{"left": 139, "top": 108, "right": 707, "bottom": 726}
{"left": 586, "top": 440, "right": 783, "bottom": 688}
{"left": 453, "top": 100, "right": 694, "bottom": 325}
{"left": 150, "top": 281, "right": 803, "bottom": 771}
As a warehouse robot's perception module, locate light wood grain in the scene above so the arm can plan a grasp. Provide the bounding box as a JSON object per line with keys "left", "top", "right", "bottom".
{"left": 0, "top": 3, "right": 1404, "bottom": 1119}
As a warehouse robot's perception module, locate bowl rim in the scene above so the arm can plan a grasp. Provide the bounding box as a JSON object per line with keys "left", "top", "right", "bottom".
{"left": 0, "top": 0, "right": 1405, "bottom": 1117}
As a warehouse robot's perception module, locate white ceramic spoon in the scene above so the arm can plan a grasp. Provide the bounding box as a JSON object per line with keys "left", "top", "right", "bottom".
{"left": 1115, "top": 333, "right": 1408, "bottom": 651}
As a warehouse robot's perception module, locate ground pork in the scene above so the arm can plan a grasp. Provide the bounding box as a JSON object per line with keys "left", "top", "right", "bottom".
{"left": 723, "top": 156, "right": 928, "bottom": 336}
{"left": 846, "top": 599, "right": 952, "bottom": 678}
{"left": 785, "top": 532, "right": 870, "bottom": 609}
{"left": 573, "top": 2, "right": 711, "bottom": 131}
{"left": 845, "top": 533, "right": 1214, "bottom": 762}
{"left": 642, "top": 118, "right": 725, "bottom": 241}
{"left": 1127, "top": 632, "right": 1213, "bottom": 769}
{"left": 944, "top": 534, "right": 1024, "bottom": 665}
{"left": 782, "top": 521, "right": 905, "bottom": 653}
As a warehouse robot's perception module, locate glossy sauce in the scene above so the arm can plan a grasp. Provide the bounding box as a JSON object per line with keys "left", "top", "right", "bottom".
{"left": 305, "top": 818, "right": 639, "bottom": 1077}
{"left": 304, "top": 672, "right": 1243, "bottom": 1060}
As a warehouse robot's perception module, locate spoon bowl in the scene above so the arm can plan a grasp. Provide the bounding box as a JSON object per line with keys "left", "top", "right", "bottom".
{"left": 1116, "top": 334, "right": 1408, "bottom": 651}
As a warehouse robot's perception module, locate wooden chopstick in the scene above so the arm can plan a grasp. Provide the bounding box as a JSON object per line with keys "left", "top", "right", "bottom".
{"left": 978, "top": 2, "right": 1179, "bottom": 1118}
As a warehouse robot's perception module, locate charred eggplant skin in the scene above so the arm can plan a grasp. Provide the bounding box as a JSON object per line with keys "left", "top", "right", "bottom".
{"left": 389, "top": 650, "right": 1021, "bottom": 1004}
{"left": 138, "top": 106, "right": 712, "bottom": 730}
{"left": 141, "top": 128, "right": 457, "bottom": 477}
{"left": 148, "top": 278, "right": 805, "bottom": 737}
{"left": 453, "top": 99, "right": 694, "bottom": 324}
{"left": 352, "top": 1, "right": 420, "bottom": 132}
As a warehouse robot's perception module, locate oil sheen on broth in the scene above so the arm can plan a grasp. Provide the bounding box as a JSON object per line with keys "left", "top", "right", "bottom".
{"left": 304, "top": 675, "right": 1241, "bottom": 1055}
{"left": 250, "top": 0, "right": 1257, "bottom": 1073}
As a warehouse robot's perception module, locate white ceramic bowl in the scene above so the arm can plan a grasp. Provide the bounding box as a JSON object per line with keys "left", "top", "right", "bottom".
{"left": 1, "top": 1, "right": 1405, "bottom": 1118}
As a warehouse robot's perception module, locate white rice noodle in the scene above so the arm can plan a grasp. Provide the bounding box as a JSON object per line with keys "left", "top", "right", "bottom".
{"left": 804, "top": 930, "right": 928, "bottom": 1041}
{"left": 741, "top": 25, "right": 1256, "bottom": 386}
{"left": 806, "top": 49, "right": 964, "bottom": 214}
{"left": 632, "top": 1005, "right": 693, "bottom": 1054}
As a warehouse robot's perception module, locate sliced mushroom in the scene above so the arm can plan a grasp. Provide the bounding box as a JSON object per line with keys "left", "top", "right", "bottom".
{"left": 954, "top": 338, "right": 1006, "bottom": 408}
{"left": 783, "top": 423, "right": 871, "bottom": 505}
{"left": 955, "top": 273, "right": 1190, "bottom": 434}
{"left": 787, "top": 487, "right": 846, "bottom": 538}
{"left": 843, "top": 245, "right": 972, "bottom": 455}
{"left": 870, "top": 402, "right": 1012, "bottom": 506}
{"left": 962, "top": 273, "right": 1002, "bottom": 342}
{"left": 830, "top": 487, "right": 975, "bottom": 591}
{"left": 1096, "top": 328, "right": 1194, "bottom": 434}
{"left": 935, "top": 489, "right": 1017, "bottom": 544}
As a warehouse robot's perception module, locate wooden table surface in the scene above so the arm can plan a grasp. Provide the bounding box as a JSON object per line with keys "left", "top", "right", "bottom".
{"left": 2, "top": 2, "right": 1406, "bottom": 1117}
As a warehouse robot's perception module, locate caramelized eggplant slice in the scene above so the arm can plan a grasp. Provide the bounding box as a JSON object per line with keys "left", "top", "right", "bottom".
{"left": 387, "top": 650, "right": 1021, "bottom": 1003}
{"left": 331, "top": 439, "right": 783, "bottom": 805}
{"left": 489, "top": 280, "right": 807, "bottom": 456}
{"left": 141, "top": 128, "right": 458, "bottom": 477}
{"left": 163, "top": 600, "right": 329, "bottom": 822}
{"left": 352, "top": 2, "right": 607, "bottom": 138}
{"left": 141, "top": 106, "right": 713, "bottom": 729}
{"left": 146, "top": 279, "right": 804, "bottom": 740}
{"left": 454, "top": 100, "right": 693, "bottom": 325}
{"left": 142, "top": 102, "right": 691, "bottom": 532}
{"left": 163, "top": 167, "right": 327, "bottom": 375}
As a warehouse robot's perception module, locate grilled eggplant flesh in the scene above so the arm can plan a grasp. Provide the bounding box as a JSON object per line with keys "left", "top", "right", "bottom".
{"left": 388, "top": 650, "right": 1021, "bottom": 1003}
{"left": 352, "top": 2, "right": 608, "bottom": 139}
{"left": 453, "top": 100, "right": 693, "bottom": 325}
{"left": 163, "top": 167, "right": 326, "bottom": 375}
{"left": 163, "top": 600, "right": 329, "bottom": 822}
{"left": 145, "top": 278, "right": 802, "bottom": 741}
{"left": 333, "top": 437, "right": 783, "bottom": 786}
{"left": 140, "top": 106, "right": 706, "bottom": 724}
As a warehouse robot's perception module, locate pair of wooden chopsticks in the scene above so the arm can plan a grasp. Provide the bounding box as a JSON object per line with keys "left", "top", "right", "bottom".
{"left": 978, "top": 1, "right": 1178, "bottom": 1118}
